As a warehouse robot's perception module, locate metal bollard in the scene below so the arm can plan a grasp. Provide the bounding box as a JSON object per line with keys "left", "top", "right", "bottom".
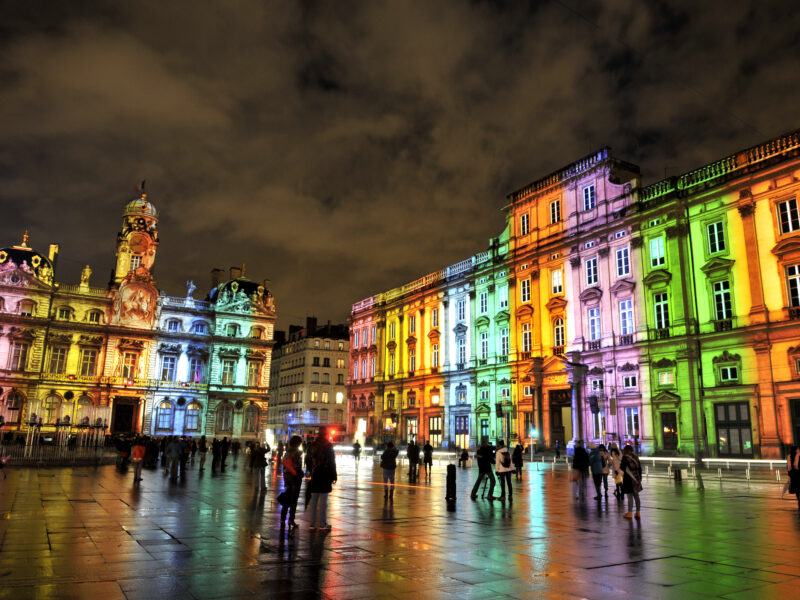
{"left": 776, "top": 470, "right": 781, "bottom": 483}
{"left": 691, "top": 466, "right": 696, "bottom": 478}
{"left": 666, "top": 465, "right": 672, "bottom": 477}
{"left": 717, "top": 467, "right": 722, "bottom": 479}
{"left": 645, "top": 465, "right": 649, "bottom": 476}
{"left": 746, "top": 467, "right": 750, "bottom": 481}
{"left": 551, "top": 461, "right": 555, "bottom": 472}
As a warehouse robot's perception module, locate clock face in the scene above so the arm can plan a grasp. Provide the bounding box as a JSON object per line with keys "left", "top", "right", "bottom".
{"left": 129, "top": 233, "right": 149, "bottom": 254}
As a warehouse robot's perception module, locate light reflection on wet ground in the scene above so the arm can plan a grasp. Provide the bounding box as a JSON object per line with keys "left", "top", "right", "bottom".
{"left": 1, "top": 458, "right": 799, "bottom": 599}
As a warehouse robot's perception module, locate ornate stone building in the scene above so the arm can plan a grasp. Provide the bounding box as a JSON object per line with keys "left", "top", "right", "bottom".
{"left": 0, "top": 189, "right": 277, "bottom": 440}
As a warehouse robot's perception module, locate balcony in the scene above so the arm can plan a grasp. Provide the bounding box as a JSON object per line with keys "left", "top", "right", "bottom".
{"left": 586, "top": 340, "right": 601, "bottom": 351}
{"left": 789, "top": 307, "right": 800, "bottom": 320}
{"left": 496, "top": 356, "right": 508, "bottom": 364}
{"left": 41, "top": 373, "right": 101, "bottom": 385}
{"left": 552, "top": 346, "right": 565, "bottom": 356}
{"left": 430, "top": 367, "right": 439, "bottom": 374}
{"left": 713, "top": 319, "right": 733, "bottom": 332}
{"left": 653, "top": 328, "right": 670, "bottom": 340}
{"left": 478, "top": 359, "right": 488, "bottom": 366}
{"left": 519, "top": 351, "right": 531, "bottom": 361}
{"left": 618, "top": 334, "right": 634, "bottom": 346}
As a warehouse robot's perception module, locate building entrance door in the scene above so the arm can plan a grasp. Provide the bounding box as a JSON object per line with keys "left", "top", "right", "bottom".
{"left": 661, "top": 412, "right": 678, "bottom": 451}
{"left": 112, "top": 401, "right": 136, "bottom": 433}
{"left": 791, "top": 399, "right": 800, "bottom": 445}
{"left": 714, "top": 402, "right": 753, "bottom": 457}
{"left": 549, "top": 389, "right": 571, "bottom": 447}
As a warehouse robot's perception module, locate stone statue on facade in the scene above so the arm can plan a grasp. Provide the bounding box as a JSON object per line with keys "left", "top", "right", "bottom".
{"left": 80, "top": 265, "right": 92, "bottom": 285}
{"left": 186, "top": 279, "right": 196, "bottom": 298}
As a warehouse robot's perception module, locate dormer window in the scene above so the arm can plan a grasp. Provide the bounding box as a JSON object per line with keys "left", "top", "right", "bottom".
{"left": 226, "top": 323, "right": 239, "bottom": 337}
{"left": 191, "top": 322, "right": 208, "bottom": 335}
{"left": 57, "top": 307, "right": 72, "bottom": 320}
{"left": 19, "top": 300, "right": 35, "bottom": 317}
{"left": 166, "top": 319, "right": 181, "bottom": 332}
{"left": 87, "top": 310, "right": 102, "bottom": 324}
{"left": 250, "top": 327, "right": 264, "bottom": 339}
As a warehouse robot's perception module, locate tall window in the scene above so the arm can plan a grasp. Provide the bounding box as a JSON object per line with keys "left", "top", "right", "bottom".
{"left": 389, "top": 321, "right": 396, "bottom": 339}
{"left": 371, "top": 325, "right": 376, "bottom": 343}
{"left": 370, "top": 356, "right": 376, "bottom": 377}
{"left": 615, "top": 247, "right": 630, "bottom": 277}
{"left": 161, "top": 355, "right": 177, "bottom": 381}
{"left": 19, "top": 300, "right": 35, "bottom": 316}
{"left": 585, "top": 257, "right": 598, "bottom": 286}
{"left": 787, "top": 264, "right": 800, "bottom": 307}
{"left": 221, "top": 359, "right": 236, "bottom": 385}
{"left": 521, "top": 323, "right": 532, "bottom": 352}
{"left": 189, "top": 357, "right": 204, "bottom": 383}
{"left": 713, "top": 280, "right": 732, "bottom": 320}
{"left": 498, "top": 285, "right": 508, "bottom": 309}
{"left": 553, "top": 318, "right": 565, "bottom": 347}
{"left": 521, "top": 278, "right": 531, "bottom": 303}
{"left": 582, "top": 184, "right": 596, "bottom": 210}
{"left": 457, "top": 337, "right": 466, "bottom": 364}
{"left": 48, "top": 347, "right": 68, "bottom": 374}
{"left": 79, "top": 348, "right": 97, "bottom": 376}
{"left": 457, "top": 299, "right": 466, "bottom": 321}
{"left": 243, "top": 405, "right": 258, "bottom": 433}
{"left": 550, "top": 199, "right": 561, "bottom": 224}
{"left": 592, "top": 410, "right": 606, "bottom": 439}
{"left": 361, "top": 359, "right": 366, "bottom": 378}
{"left": 122, "top": 352, "right": 138, "bottom": 379}
{"left": 432, "top": 308, "right": 439, "bottom": 327}
{"left": 58, "top": 307, "right": 71, "bottom": 320}
{"left": 88, "top": 311, "right": 101, "bottom": 324}
{"left": 156, "top": 401, "right": 173, "bottom": 429}
{"left": 166, "top": 319, "right": 180, "bottom": 332}
{"left": 551, "top": 269, "right": 563, "bottom": 294}
{"left": 409, "top": 315, "right": 416, "bottom": 333}
{"left": 520, "top": 213, "right": 530, "bottom": 235}
{"left": 432, "top": 343, "right": 439, "bottom": 368}
{"left": 500, "top": 327, "right": 509, "bottom": 356}
{"left": 479, "top": 291, "right": 488, "bottom": 314}
{"left": 778, "top": 198, "right": 800, "bottom": 234}
{"left": 185, "top": 402, "right": 201, "bottom": 431}
{"left": 650, "top": 237, "right": 665, "bottom": 267}
{"left": 9, "top": 341, "right": 29, "bottom": 371}
{"left": 247, "top": 361, "right": 261, "bottom": 386}
{"left": 625, "top": 407, "right": 640, "bottom": 436}
{"left": 480, "top": 332, "right": 489, "bottom": 359}
{"left": 409, "top": 348, "right": 416, "bottom": 372}
{"left": 217, "top": 403, "right": 232, "bottom": 431}
{"left": 389, "top": 352, "right": 395, "bottom": 375}
{"left": 619, "top": 299, "right": 634, "bottom": 335}
{"left": 588, "top": 307, "right": 601, "bottom": 341}
{"left": 707, "top": 221, "right": 726, "bottom": 254}
{"left": 354, "top": 331, "right": 360, "bottom": 347}
{"left": 654, "top": 293, "right": 670, "bottom": 329}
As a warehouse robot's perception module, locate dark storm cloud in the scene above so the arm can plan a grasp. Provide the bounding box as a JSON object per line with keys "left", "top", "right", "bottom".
{"left": 1, "top": 0, "right": 798, "bottom": 325}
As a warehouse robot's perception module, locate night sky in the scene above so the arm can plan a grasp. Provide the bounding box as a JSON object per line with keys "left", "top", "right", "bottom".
{"left": 1, "top": 1, "right": 798, "bottom": 327}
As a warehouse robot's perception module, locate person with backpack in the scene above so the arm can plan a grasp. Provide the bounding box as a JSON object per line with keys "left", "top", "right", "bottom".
{"left": 308, "top": 427, "right": 337, "bottom": 530}
{"left": 380, "top": 441, "right": 399, "bottom": 501}
{"left": 279, "top": 436, "right": 304, "bottom": 533}
{"left": 620, "top": 444, "right": 643, "bottom": 519}
{"left": 494, "top": 440, "right": 514, "bottom": 502}
{"left": 512, "top": 442, "right": 524, "bottom": 481}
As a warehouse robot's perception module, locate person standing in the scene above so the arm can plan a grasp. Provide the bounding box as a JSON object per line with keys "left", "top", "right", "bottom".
{"left": 512, "top": 442, "right": 524, "bottom": 482}
{"left": 495, "top": 440, "right": 514, "bottom": 502}
{"left": 220, "top": 437, "right": 230, "bottom": 471}
{"left": 190, "top": 439, "right": 198, "bottom": 465}
{"left": 352, "top": 440, "right": 361, "bottom": 463}
{"left": 232, "top": 439, "right": 241, "bottom": 467}
{"left": 308, "top": 428, "right": 337, "bottom": 530}
{"left": 786, "top": 445, "right": 800, "bottom": 510}
{"left": 178, "top": 437, "right": 190, "bottom": 479}
{"left": 555, "top": 439, "right": 561, "bottom": 460}
{"left": 599, "top": 444, "right": 611, "bottom": 497}
{"left": 198, "top": 436, "right": 208, "bottom": 471}
{"left": 252, "top": 441, "right": 267, "bottom": 494}
{"left": 621, "top": 445, "right": 643, "bottom": 519}
{"left": 422, "top": 440, "right": 433, "bottom": 480}
{"left": 131, "top": 437, "right": 146, "bottom": 482}
{"left": 380, "top": 442, "right": 399, "bottom": 501}
{"left": 407, "top": 439, "right": 420, "bottom": 481}
{"left": 470, "top": 440, "right": 496, "bottom": 500}
{"left": 572, "top": 440, "right": 590, "bottom": 501}
{"left": 276, "top": 440, "right": 285, "bottom": 470}
{"left": 589, "top": 443, "right": 605, "bottom": 500}
{"left": 609, "top": 443, "right": 622, "bottom": 498}
{"left": 165, "top": 437, "right": 183, "bottom": 481}
{"left": 211, "top": 438, "right": 221, "bottom": 472}
{"left": 280, "top": 436, "right": 304, "bottom": 532}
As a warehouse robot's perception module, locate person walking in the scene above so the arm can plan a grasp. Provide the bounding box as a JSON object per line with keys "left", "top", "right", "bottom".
{"left": 352, "top": 440, "right": 361, "bottom": 463}
{"left": 232, "top": 439, "right": 241, "bottom": 467}
{"left": 512, "top": 442, "right": 524, "bottom": 482}
{"left": 555, "top": 439, "right": 561, "bottom": 460}
{"left": 211, "top": 438, "right": 221, "bottom": 472}
{"left": 131, "top": 437, "right": 146, "bottom": 482}
{"left": 609, "top": 443, "right": 623, "bottom": 498}
{"left": 621, "top": 445, "right": 643, "bottom": 519}
{"left": 198, "top": 436, "right": 208, "bottom": 471}
{"left": 786, "top": 445, "right": 800, "bottom": 510}
{"left": 276, "top": 440, "right": 285, "bottom": 470}
{"left": 190, "top": 439, "right": 197, "bottom": 465}
{"left": 600, "top": 444, "right": 611, "bottom": 497}
{"left": 308, "top": 428, "right": 337, "bottom": 530}
{"left": 178, "top": 437, "right": 190, "bottom": 479}
{"left": 495, "top": 440, "right": 514, "bottom": 502}
{"left": 165, "top": 437, "right": 183, "bottom": 481}
{"left": 422, "top": 440, "right": 433, "bottom": 480}
{"left": 252, "top": 441, "right": 267, "bottom": 494}
{"left": 589, "top": 443, "right": 605, "bottom": 500}
{"left": 380, "top": 442, "right": 399, "bottom": 501}
{"left": 220, "top": 437, "right": 230, "bottom": 471}
{"left": 572, "top": 440, "right": 590, "bottom": 501}
{"left": 279, "top": 436, "right": 304, "bottom": 533}
{"left": 407, "top": 439, "right": 420, "bottom": 481}
{"left": 470, "top": 440, "right": 497, "bottom": 500}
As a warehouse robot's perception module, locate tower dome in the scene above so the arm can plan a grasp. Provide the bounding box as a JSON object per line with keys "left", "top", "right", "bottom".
{"left": 0, "top": 231, "right": 55, "bottom": 284}
{"left": 123, "top": 194, "right": 158, "bottom": 218}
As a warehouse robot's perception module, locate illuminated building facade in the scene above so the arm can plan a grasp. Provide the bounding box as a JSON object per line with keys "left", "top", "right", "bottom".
{"left": 348, "top": 128, "right": 800, "bottom": 458}
{"left": 0, "top": 190, "right": 277, "bottom": 440}
{"left": 266, "top": 318, "right": 349, "bottom": 443}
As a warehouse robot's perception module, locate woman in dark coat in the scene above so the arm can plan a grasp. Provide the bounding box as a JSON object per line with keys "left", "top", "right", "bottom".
{"left": 280, "top": 436, "right": 304, "bottom": 532}
{"left": 308, "top": 429, "right": 337, "bottom": 530}
{"left": 512, "top": 443, "right": 524, "bottom": 481}
{"left": 620, "top": 445, "right": 643, "bottom": 519}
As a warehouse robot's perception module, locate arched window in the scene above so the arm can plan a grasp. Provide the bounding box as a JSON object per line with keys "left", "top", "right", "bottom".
{"left": 165, "top": 319, "right": 181, "bottom": 332}
{"left": 43, "top": 393, "right": 62, "bottom": 424}
{"left": 2, "top": 390, "right": 23, "bottom": 424}
{"left": 216, "top": 402, "right": 233, "bottom": 432}
{"left": 250, "top": 327, "right": 264, "bottom": 339}
{"left": 185, "top": 402, "right": 201, "bottom": 431}
{"left": 243, "top": 404, "right": 258, "bottom": 433}
{"left": 191, "top": 321, "right": 208, "bottom": 335}
{"left": 87, "top": 310, "right": 103, "bottom": 324}
{"left": 76, "top": 394, "right": 93, "bottom": 425}
{"left": 156, "top": 400, "right": 174, "bottom": 430}
{"left": 0, "top": 296, "right": 5, "bottom": 312}
{"left": 57, "top": 306, "right": 73, "bottom": 320}
{"left": 553, "top": 317, "right": 565, "bottom": 348}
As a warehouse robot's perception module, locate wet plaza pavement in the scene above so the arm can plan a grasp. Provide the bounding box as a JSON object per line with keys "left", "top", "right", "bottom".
{"left": 0, "top": 456, "right": 799, "bottom": 600}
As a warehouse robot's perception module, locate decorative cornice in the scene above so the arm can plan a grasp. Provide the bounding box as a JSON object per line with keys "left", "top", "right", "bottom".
{"left": 713, "top": 350, "right": 741, "bottom": 364}
{"left": 700, "top": 257, "right": 735, "bottom": 278}
{"left": 545, "top": 296, "right": 568, "bottom": 312}
{"left": 588, "top": 366, "right": 604, "bottom": 375}
{"left": 218, "top": 346, "right": 242, "bottom": 358}
{"left": 570, "top": 257, "right": 581, "bottom": 268}
{"left": 187, "top": 345, "right": 209, "bottom": 357}
{"left": 579, "top": 286, "right": 603, "bottom": 304}
{"left": 9, "top": 326, "right": 36, "bottom": 340}
{"left": 653, "top": 357, "right": 676, "bottom": 368}
{"left": 610, "top": 278, "right": 635, "bottom": 297}
{"left": 619, "top": 362, "right": 638, "bottom": 372}
{"left": 158, "top": 343, "right": 182, "bottom": 354}
{"left": 642, "top": 268, "right": 672, "bottom": 288}
{"left": 598, "top": 247, "right": 610, "bottom": 257}
{"left": 118, "top": 338, "right": 145, "bottom": 350}
{"left": 77, "top": 334, "right": 103, "bottom": 346}
{"left": 771, "top": 237, "right": 800, "bottom": 259}
{"left": 48, "top": 333, "right": 72, "bottom": 345}
{"left": 453, "top": 323, "right": 468, "bottom": 336}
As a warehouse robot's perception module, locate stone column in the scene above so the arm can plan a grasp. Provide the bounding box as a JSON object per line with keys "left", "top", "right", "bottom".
{"left": 568, "top": 351, "right": 585, "bottom": 442}
{"left": 737, "top": 195, "right": 767, "bottom": 324}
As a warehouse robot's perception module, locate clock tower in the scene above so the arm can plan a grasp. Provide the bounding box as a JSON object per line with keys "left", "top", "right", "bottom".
{"left": 113, "top": 184, "right": 159, "bottom": 284}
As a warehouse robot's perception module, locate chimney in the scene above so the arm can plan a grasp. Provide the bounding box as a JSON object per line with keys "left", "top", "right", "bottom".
{"left": 306, "top": 316, "right": 317, "bottom": 337}
{"left": 210, "top": 268, "right": 224, "bottom": 288}
{"left": 48, "top": 243, "right": 60, "bottom": 263}
{"left": 230, "top": 266, "right": 242, "bottom": 280}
